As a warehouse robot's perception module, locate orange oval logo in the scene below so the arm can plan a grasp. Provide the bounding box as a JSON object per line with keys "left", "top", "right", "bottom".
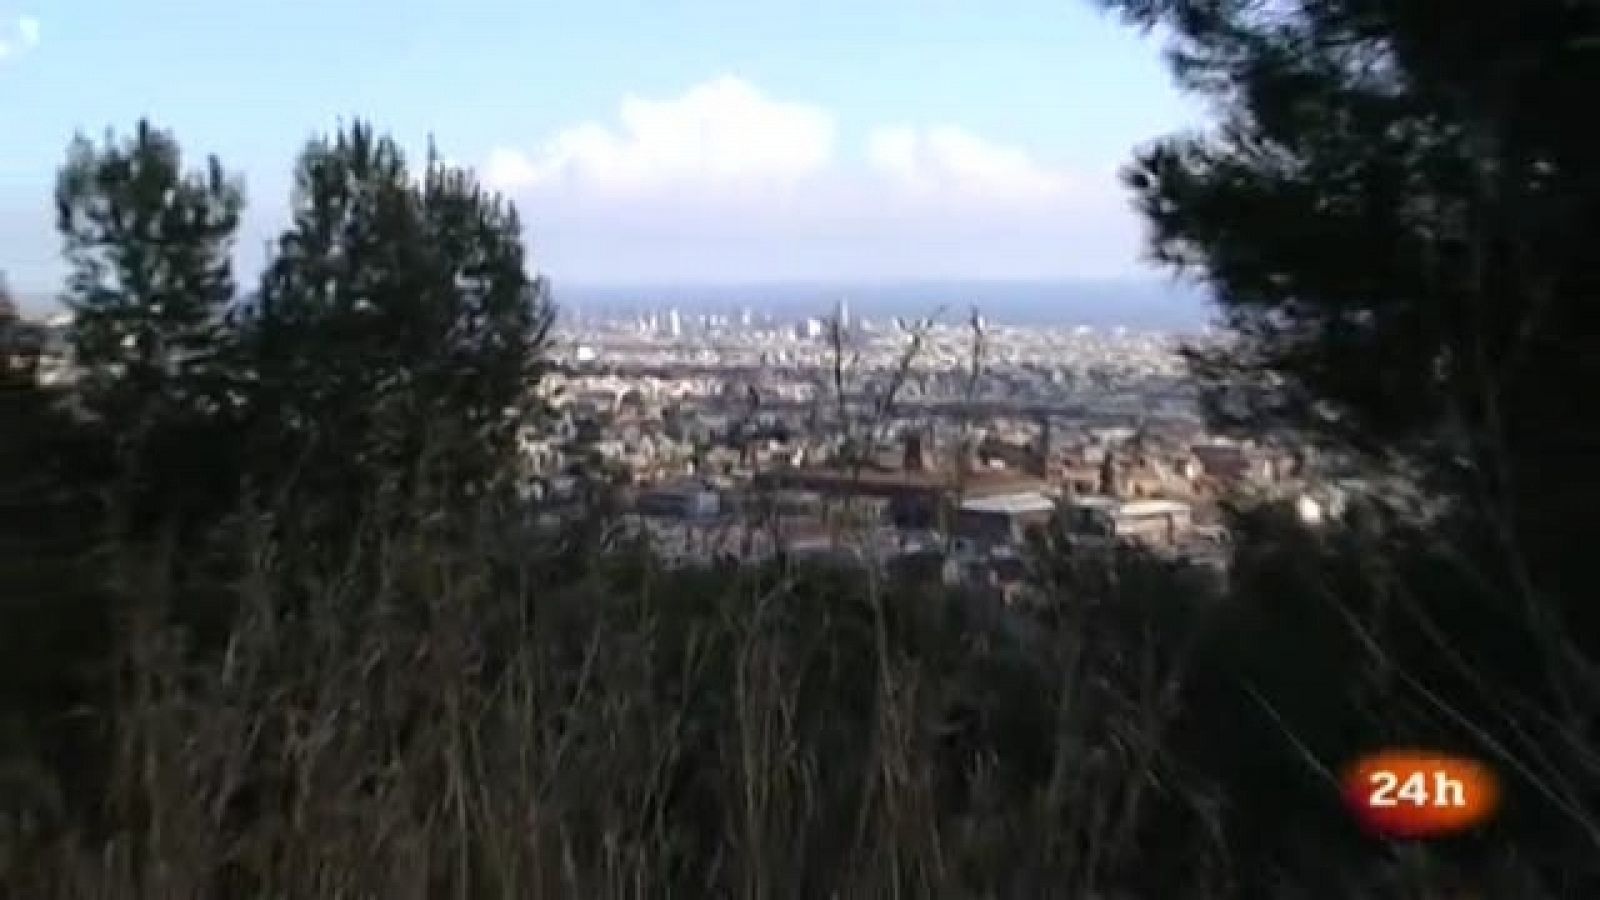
{"left": 1342, "top": 750, "right": 1500, "bottom": 839}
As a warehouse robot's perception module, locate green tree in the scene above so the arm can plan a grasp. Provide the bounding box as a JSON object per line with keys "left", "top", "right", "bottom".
{"left": 1100, "top": 0, "right": 1600, "bottom": 891}
{"left": 1103, "top": 0, "right": 1598, "bottom": 593}
{"left": 54, "top": 122, "right": 247, "bottom": 539}
{"left": 57, "top": 120, "right": 244, "bottom": 432}
{"left": 240, "top": 122, "right": 553, "bottom": 535}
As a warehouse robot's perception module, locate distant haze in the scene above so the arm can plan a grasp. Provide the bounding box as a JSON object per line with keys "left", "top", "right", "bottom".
{"left": 11, "top": 278, "right": 1211, "bottom": 333}
{"left": 557, "top": 279, "right": 1214, "bottom": 331}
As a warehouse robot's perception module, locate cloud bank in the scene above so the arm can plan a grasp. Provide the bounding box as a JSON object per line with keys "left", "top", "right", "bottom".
{"left": 483, "top": 77, "right": 1142, "bottom": 283}
{"left": 488, "top": 77, "right": 835, "bottom": 193}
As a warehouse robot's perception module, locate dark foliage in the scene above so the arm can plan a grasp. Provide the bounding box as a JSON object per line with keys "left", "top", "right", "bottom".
{"left": 1100, "top": 0, "right": 1600, "bottom": 893}
{"left": 55, "top": 121, "right": 247, "bottom": 536}
{"left": 238, "top": 122, "right": 554, "bottom": 546}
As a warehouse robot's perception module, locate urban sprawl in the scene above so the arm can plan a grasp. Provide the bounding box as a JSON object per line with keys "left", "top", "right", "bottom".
{"left": 18, "top": 298, "right": 1363, "bottom": 605}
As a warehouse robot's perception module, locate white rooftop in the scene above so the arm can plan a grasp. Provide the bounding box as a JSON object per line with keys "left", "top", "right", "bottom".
{"left": 1068, "top": 494, "right": 1119, "bottom": 509}
{"left": 1117, "top": 499, "right": 1192, "bottom": 517}
{"left": 960, "top": 491, "right": 1057, "bottom": 516}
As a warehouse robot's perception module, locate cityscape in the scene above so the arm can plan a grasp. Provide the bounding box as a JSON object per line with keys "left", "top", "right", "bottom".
{"left": 8, "top": 289, "right": 1343, "bottom": 595}
{"left": 533, "top": 298, "right": 1349, "bottom": 591}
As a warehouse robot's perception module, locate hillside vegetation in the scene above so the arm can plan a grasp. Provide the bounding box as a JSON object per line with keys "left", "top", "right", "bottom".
{"left": 4, "top": 1, "right": 1599, "bottom": 895}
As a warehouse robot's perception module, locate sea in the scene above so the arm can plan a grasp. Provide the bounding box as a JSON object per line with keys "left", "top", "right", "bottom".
{"left": 555, "top": 279, "right": 1214, "bottom": 333}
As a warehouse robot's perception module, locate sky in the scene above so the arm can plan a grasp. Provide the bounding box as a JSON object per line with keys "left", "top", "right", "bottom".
{"left": 1, "top": 1, "right": 1203, "bottom": 299}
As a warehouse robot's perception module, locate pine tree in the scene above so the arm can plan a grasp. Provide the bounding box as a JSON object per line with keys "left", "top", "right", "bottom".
{"left": 240, "top": 122, "right": 553, "bottom": 531}
{"left": 1100, "top": 0, "right": 1600, "bottom": 889}
{"left": 57, "top": 120, "right": 243, "bottom": 429}
{"left": 1102, "top": 0, "right": 1598, "bottom": 548}
{"left": 54, "top": 122, "right": 246, "bottom": 534}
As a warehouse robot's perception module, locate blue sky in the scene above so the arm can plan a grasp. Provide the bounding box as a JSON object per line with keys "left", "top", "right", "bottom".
{"left": 1, "top": 1, "right": 1202, "bottom": 297}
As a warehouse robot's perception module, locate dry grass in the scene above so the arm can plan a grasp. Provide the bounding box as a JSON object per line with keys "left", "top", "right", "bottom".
{"left": 5, "top": 490, "right": 1593, "bottom": 898}
{"left": 1, "top": 492, "right": 1224, "bottom": 900}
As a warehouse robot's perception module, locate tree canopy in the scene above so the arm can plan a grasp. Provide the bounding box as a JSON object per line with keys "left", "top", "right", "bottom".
{"left": 1099, "top": 0, "right": 1600, "bottom": 889}
{"left": 242, "top": 122, "right": 553, "bottom": 530}
{"left": 57, "top": 120, "right": 244, "bottom": 429}
{"left": 1103, "top": 0, "right": 1599, "bottom": 550}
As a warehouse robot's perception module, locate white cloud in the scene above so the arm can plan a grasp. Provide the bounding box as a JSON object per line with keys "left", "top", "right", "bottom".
{"left": 866, "top": 124, "right": 1074, "bottom": 199}
{"left": 483, "top": 77, "right": 1141, "bottom": 281}
{"left": 487, "top": 76, "right": 836, "bottom": 192}
{"left": 1, "top": 13, "right": 39, "bottom": 60}
{"left": 484, "top": 147, "right": 541, "bottom": 190}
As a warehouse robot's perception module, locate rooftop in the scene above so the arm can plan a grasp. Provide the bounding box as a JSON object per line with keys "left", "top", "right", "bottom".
{"left": 1117, "top": 499, "right": 1192, "bottom": 517}
{"left": 960, "top": 491, "right": 1057, "bottom": 516}
{"left": 776, "top": 466, "right": 1047, "bottom": 497}
{"left": 1067, "top": 494, "right": 1119, "bottom": 509}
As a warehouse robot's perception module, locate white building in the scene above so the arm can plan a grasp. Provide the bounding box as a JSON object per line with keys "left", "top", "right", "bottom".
{"left": 1065, "top": 496, "right": 1194, "bottom": 547}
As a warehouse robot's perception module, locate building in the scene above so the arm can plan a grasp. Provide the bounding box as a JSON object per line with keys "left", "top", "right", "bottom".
{"left": 1064, "top": 496, "right": 1194, "bottom": 547}
{"left": 955, "top": 491, "right": 1056, "bottom": 547}
{"left": 1189, "top": 442, "right": 1286, "bottom": 486}
{"left": 1114, "top": 499, "right": 1194, "bottom": 545}
{"left": 770, "top": 466, "right": 1050, "bottom": 530}
{"left": 635, "top": 479, "right": 721, "bottom": 520}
